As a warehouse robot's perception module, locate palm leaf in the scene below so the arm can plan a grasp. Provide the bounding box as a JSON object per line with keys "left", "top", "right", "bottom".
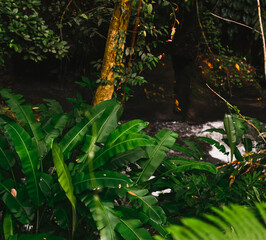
{"left": 127, "top": 188, "right": 166, "bottom": 225}
{"left": 52, "top": 143, "right": 76, "bottom": 237}
{"left": 80, "top": 194, "right": 120, "bottom": 240}
{"left": 0, "top": 89, "right": 46, "bottom": 156}
{"left": 136, "top": 129, "right": 178, "bottom": 183}
{"left": 3, "top": 211, "right": 13, "bottom": 240}
{"left": 0, "top": 116, "right": 42, "bottom": 207}
{"left": 93, "top": 133, "right": 156, "bottom": 170}
{"left": 115, "top": 219, "right": 152, "bottom": 240}
{"left": 73, "top": 171, "right": 133, "bottom": 194}
{"left": 154, "top": 203, "right": 266, "bottom": 240}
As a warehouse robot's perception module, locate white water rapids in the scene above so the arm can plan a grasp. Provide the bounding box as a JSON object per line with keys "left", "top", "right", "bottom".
{"left": 147, "top": 120, "right": 251, "bottom": 163}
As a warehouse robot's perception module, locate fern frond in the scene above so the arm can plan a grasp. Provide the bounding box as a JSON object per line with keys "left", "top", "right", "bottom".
{"left": 154, "top": 203, "right": 266, "bottom": 240}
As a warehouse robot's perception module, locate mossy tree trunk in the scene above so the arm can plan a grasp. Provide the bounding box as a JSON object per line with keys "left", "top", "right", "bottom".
{"left": 93, "top": 0, "right": 132, "bottom": 105}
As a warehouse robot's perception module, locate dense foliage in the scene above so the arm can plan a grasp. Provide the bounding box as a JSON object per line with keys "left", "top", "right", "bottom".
{"left": 0, "top": 89, "right": 265, "bottom": 239}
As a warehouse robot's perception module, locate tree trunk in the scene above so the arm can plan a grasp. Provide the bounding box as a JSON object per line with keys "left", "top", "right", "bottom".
{"left": 93, "top": 0, "right": 132, "bottom": 105}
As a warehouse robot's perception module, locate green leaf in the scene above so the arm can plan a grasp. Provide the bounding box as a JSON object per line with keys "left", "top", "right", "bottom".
{"left": 197, "top": 136, "right": 227, "bottom": 154}
{"left": 54, "top": 205, "right": 71, "bottom": 230}
{"left": 94, "top": 100, "right": 123, "bottom": 143}
{"left": 44, "top": 113, "right": 68, "bottom": 146}
{"left": 171, "top": 143, "right": 199, "bottom": 160}
{"left": 0, "top": 116, "right": 43, "bottom": 207}
{"left": 80, "top": 194, "right": 120, "bottom": 240}
{"left": 39, "top": 173, "right": 53, "bottom": 199}
{"left": 73, "top": 171, "right": 133, "bottom": 194}
{"left": 93, "top": 134, "right": 156, "bottom": 170}
{"left": 182, "top": 139, "right": 204, "bottom": 159}
{"left": 137, "top": 129, "right": 178, "bottom": 183}
{"left": 116, "top": 219, "right": 152, "bottom": 240}
{"left": 127, "top": 188, "right": 166, "bottom": 224}
{"left": 108, "top": 147, "right": 147, "bottom": 169}
{"left": 118, "top": 206, "right": 168, "bottom": 238}
{"left": 224, "top": 114, "right": 236, "bottom": 161}
{"left": 204, "top": 128, "right": 226, "bottom": 134}
{"left": 59, "top": 100, "right": 112, "bottom": 159}
{"left": 0, "top": 136, "right": 15, "bottom": 171}
{"left": 107, "top": 120, "right": 149, "bottom": 145}
{"left": 156, "top": 203, "right": 266, "bottom": 240}
{"left": 0, "top": 179, "right": 33, "bottom": 224}
{"left": 52, "top": 142, "right": 76, "bottom": 237}
{"left": 0, "top": 89, "right": 46, "bottom": 157}
{"left": 147, "top": 3, "right": 153, "bottom": 15}
{"left": 164, "top": 158, "right": 218, "bottom": 175}
{"left": 3, "top": 211, "right": 13, "bottom": 240}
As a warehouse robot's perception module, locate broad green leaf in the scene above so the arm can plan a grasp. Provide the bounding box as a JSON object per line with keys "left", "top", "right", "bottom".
{"left": 3, "top": 211, "right": 13, "bottom": 240}
{"left": 39, "top": 173, "right": 54, "bottom": 199}
{"left": 164, "top": 158, "right": 218, "bottom": 174}
{"left": 127, "top": 188, "right": 166, "bottom": 224}
{"left": 0, "top": 116, "right": 42, "bottom": 207}
{"left": 52, "top": 143, "right": 76, "bottom": 236}
{"left": 0, "top": 136, "right": 15, "bottom": 171}
{"left": 108, "top": 147, "right": 147, "bottom": 169}
{"left": 115, "top": 219, "right": 152, "bottom": 240}
{"left": 117, "top": 206, "right": 168, "bottom": 238}
{"left": 76, "top": 127, "right": 98, "bottom": 165}
{"left": 232, "top": 115, "right": 247, "bottom": 144}
{"left": 0, "top": 179, "right": 33, "bottom": 224}
{"left": 93, "top": 134, "right": 156, "bottom": 170}
{"left": 59, "top": 117, "right": 96, "bottom": 159}
{"left": 54, "top": 205, "right": 71, "bottom": 230}
{"left": 94, "top": 100, "right": 123, "bottom": 143}
{"left": 224, "top": 114, "right": 236, "bottom": 161}
{"left": 44, "top": 113, "right": 68, "bottom": 146}
{"left": 106, "top": 120, "right": 149, "bottom": 145}
{"left": 137, "top": 129, "right": 178, "bottom": 183}
{"left": 81, "top": 194, "right": 120, "bottom": 240}
{"left": 0, "top": 89, "right": 46, "bottom": 156}
{"left": 73, "top": 171, "right": 133, "bottom": 194}
{"left": 59, "top": 100, "right": 111, "bottom": 159}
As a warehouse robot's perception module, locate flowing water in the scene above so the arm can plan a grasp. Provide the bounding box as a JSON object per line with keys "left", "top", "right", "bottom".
{"left": 146, "top": 120, "right": 249, "bottom": 163}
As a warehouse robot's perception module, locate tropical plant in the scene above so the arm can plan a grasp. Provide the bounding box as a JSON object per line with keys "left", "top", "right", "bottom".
{"left": 0, "top": 88, "right": 219, "bottom": 239}
{"left": 154, "top": 202, "right": 266, "bottom": 240}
